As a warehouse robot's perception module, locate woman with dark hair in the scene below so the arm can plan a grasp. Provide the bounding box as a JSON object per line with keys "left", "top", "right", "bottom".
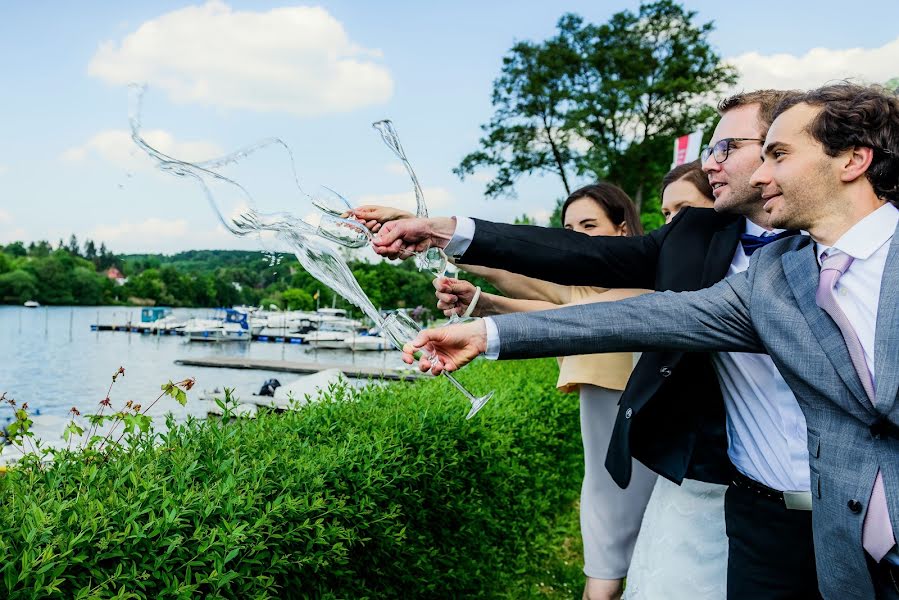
{"left": 660, "top": 160, "right": 715, "bottom": 223}
{"left": 430, "top": 184, "right": 657, "bottom": 600}
{"left": 560, "top": 182, "right": 644, "bottom": 237}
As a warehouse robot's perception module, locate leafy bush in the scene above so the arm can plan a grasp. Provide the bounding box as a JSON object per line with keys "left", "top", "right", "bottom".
{"left": 0, "top": 359, "right": 582, "bottom": 598}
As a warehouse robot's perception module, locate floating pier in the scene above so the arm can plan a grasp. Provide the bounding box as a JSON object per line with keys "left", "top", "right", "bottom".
{"left": 175, "top": 357, "right": 420, "bottom": 381}
{"left": 91, "top": 324, "right": 308, "bottom": 343}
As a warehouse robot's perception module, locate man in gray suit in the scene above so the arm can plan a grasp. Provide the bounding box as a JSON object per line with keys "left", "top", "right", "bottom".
{"left": 390, "top": 84, "right": 899, "bottom": 598}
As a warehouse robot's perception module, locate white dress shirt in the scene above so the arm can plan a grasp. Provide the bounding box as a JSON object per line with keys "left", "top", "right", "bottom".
{"left": 813, "top": 202, "right": 899, "bottom": 386}
{"left": 712, "top": 220, "right": 809, "bottom": 492}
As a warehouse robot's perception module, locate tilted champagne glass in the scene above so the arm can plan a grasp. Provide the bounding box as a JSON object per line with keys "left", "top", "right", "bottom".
{"left": 380, "top": 310, "right": 493, "bottom": 419}
{"left": 315, "top": 205, "right": 448, "bottom": 276}
{"left": 311, "top": 186, "right": 449, "bottom": 278}
{"left": 370, "top": 119, "right": 451, "bottom": 276}
{"left": 313, "top": 186, "right": 477, "bottom": 323}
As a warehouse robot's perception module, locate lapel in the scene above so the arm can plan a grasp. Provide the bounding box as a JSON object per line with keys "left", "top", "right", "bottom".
{"left": 874, "top": 222, "right": 899, "bottom": 413}
{"left": 782, "top": 242, "right": 877, "bottom": 415}
{"left": 700, "top": 217, "right": 743, "bottom": 288}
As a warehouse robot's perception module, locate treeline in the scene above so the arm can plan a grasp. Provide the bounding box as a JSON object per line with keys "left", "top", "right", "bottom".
{"left": 0, "top": 237, "right": 484, "bottom": 318}
{"left": 0, "top": 238, "right": 117, "bottom": 306}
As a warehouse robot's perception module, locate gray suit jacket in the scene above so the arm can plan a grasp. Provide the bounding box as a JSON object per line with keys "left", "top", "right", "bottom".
{"left": 492, "top": 224, "right": 899, "bottom": 599}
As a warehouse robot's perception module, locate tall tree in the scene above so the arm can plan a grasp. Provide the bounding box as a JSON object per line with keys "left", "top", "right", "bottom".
{"left": 453, "top": 34, "right": 580, "bottom": 198}
{"left": 67, "top": 234, "right": 80, "bottom": 256}
{"left": 456, "top": 1, "right": 736, "bottom": 220}
{"left": 83, "top": 239, "right": 97, "bottom": 261}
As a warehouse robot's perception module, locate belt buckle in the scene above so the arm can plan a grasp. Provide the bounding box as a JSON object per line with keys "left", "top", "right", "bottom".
{"left": 783, "top": 491, "right": 813, "bottom": 511}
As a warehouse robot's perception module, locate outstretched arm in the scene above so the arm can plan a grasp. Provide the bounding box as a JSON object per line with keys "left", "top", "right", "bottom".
{"left": 434, "top": 277, "right": 560, "bottom": 317}
{"left": 404, "top": 270, "right": 762, "bottom": 374}
{"left": 435, "top": 277, "right": 647, "bottom": 317}
{"left": 370, "top": 211, "right": 693, "bottom": 288}
{"left": 455, "top": 217, "right": 669, "bottom": 288}
{"left": 454, "top": 263, "right": 589, "bottom": 304}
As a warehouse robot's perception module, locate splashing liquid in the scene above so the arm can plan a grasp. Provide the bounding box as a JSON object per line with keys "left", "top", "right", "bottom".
{"left": 128, "top": 84, "right": 384, "bottom": 327}
{"left": 372, "top": 119, "right": 448, "bottom": 274}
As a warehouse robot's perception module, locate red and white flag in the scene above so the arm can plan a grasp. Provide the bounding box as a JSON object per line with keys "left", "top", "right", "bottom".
{"left": 672, "top": 130, "right": 704, "bottom": 167}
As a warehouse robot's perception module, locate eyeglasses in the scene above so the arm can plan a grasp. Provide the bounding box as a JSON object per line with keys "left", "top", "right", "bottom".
{"left": 700, "top": 138, "right": 764, "bottom": 164}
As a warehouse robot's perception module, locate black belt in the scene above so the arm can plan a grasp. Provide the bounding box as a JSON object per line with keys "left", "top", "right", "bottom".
{"left": 731, "top": 470, "right": 813, "bottom": 511}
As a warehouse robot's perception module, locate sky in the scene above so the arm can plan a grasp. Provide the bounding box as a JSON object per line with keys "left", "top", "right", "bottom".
{"left": 1, "top": 0, "right": 899, "bottom": 254}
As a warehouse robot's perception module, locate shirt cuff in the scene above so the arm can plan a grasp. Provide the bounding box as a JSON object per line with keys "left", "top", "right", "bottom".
{"left": 444, "top": 216, "right": 475, "bottom": 259}
{"left": 483, "top": 317, "right": 501, "bottom": 360}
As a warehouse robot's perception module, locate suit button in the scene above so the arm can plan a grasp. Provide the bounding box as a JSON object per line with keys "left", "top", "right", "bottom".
{"left": 625, "top": 408, "right": 633, "bottom": 419}
{"left": 659, "top": 366, "right": 672, "bottom": 378}
{"left": 848, "top": 500, "right": 863, "bottom": 514}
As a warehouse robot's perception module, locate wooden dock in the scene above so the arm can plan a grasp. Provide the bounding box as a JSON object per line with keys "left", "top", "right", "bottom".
{"left": 175, "top": 357, "right": 420, "bottom": 381}
{"left": 92, "top": 324, "right": 309, "bottom": 344}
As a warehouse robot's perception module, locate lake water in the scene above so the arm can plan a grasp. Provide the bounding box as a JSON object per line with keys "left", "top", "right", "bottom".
{"left": 0, "top": 305, "right": 406, "bottom": 428}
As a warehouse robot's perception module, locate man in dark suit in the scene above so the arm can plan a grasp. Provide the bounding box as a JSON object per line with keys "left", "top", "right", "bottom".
{"left": 365, "top": 90, "right": 821, "bottom": 598}
{"left": 395, "top": 83, "right": 899, "bottom": 599}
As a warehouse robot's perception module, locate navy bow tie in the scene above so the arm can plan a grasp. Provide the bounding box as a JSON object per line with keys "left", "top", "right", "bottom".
{"left": 740, "top": 230, "right": 800, "bottom": 256}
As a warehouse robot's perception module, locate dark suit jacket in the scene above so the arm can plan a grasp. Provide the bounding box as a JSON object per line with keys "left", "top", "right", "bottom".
{"left": 458, "top": 207, "right": 742, "bottom": 487}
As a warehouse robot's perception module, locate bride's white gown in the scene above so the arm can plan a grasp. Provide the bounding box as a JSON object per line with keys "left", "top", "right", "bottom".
{"left": 623, "top": 476, "right": 728, "bottom": 599}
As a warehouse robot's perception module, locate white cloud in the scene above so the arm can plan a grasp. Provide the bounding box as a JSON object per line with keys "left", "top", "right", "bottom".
{"left": 727, "top": 37, "right": 899, "bottom": 92}
{"left": 61, "top": 129, "right": 222, "bottom": 172}
{"left": 0, "top": 209, "right": 11, "bottom": 224}
{"left": 0, "top": 164, "right": 8, "bottom": 176}
{"left": 88, "top": 1, "right": 393, "bottom": 117}
{"left": 88, "top": 218, "right": 230, "bottom": 253}
{"left": 90, "top": 217, "right": 191, "bottom": 242}
{"left": 384, "top": 163, "right": 408, "bottom": 176}
{"left": 0, "top": 227, "right": 28, "bottom": 243}
{"left": 355, "top": 187, "right": 455, "bottom": 215}
{"left": 87, "top": 217, "right": 289, "bottom": 253}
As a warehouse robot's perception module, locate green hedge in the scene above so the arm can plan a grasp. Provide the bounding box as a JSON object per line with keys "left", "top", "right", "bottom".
{"left": 0, "top": 359, "right": 583, "bottom": 599}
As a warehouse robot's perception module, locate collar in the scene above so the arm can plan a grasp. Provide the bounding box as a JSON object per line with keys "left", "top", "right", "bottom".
{"left": 815, "top": 203, "right": 898, "bottom": 265}
{"left": 744, "top": 219, "right": 784, "bottom": 237}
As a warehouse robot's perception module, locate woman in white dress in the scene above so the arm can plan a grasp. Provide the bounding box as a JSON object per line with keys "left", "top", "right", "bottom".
{"left": 623, "top": 161, "right": 727, "bottom": 600}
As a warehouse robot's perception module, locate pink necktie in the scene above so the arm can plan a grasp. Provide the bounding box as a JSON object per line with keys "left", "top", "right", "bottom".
{"left": 816, "top": 251, "right": 895, "bottom": 562}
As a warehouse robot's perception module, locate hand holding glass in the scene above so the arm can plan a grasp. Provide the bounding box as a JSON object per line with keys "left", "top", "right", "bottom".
{"left": 380, "top": 311, "right": 493, "bottom": 419}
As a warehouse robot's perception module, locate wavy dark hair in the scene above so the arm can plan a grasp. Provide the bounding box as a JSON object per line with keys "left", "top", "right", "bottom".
{"left": 773, "top": 83, "right": 899, "bottom": 205}
{"left": 560, "top": 183, "right": 643, "bottom": 237}
{"left": 660, "top": 159, "right": 714, "bottom": 200}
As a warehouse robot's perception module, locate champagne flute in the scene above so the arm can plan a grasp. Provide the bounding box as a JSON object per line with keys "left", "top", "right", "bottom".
{"left": 311, "top": 186, "right": 448, "bottom": 276}
{"left": 316, "top": 211, "right": 448, "bottom": 276}
{"left": 311, "top": 186, "right": 473, "bottom": 325}
{"left": 371, "top": 120, "right": 450, "bottom": 275}
{"left": 381, "top": 311, "right": 493, "bottom": 419}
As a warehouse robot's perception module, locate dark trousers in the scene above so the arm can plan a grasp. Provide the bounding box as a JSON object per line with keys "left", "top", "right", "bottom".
{"left": 725, "top": 483, "right": 822, "bottom": 599}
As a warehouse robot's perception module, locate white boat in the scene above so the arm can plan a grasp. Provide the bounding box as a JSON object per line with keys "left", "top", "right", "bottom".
{"left": 300, "top": 314, "right": 362, "bottom": 347}
{"left": 23, "top": 300, "right": 40, "bottom": 308}
{"left": 342, "top": 333, "right": 390, "bottom": 351}
{"left": 266, "top": 369, "right": 350, "bottom": 409}
{"left": 184, "top": 309, "right": 251, "bottom": 342}
{"left": 199, "top": 368, "right": 350, "bottom": 416}
{"left": 301, "top": 328, "right": 352, "bottom": 347}
{"left": 311, "top": 333, "right": 390, "bottom": 351}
